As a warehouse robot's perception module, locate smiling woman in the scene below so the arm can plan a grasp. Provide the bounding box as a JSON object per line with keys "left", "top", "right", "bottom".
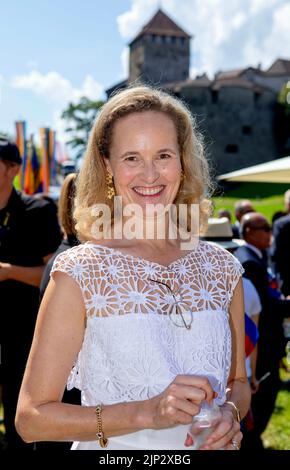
{"left": 15, "top": 85, "right": 250, "bottom": 451}
{"left": 105, "top": 111, "right": 181, "bottom": 207}
{"left": 74, "top": 86, "right": 213, "bottom": 241}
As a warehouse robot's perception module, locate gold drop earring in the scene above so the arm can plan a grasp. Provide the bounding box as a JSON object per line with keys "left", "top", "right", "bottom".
{"left": 106, "top": 171, "right": 116, "bottom": 199}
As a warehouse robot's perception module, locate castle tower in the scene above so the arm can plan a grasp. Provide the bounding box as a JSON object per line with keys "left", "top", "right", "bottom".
{"left": 129, "top": 9, "right": 191, "bottom": 85}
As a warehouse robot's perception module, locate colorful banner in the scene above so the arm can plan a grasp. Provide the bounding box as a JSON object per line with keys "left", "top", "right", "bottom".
{"left": 49, "top": 129, "right": 57, "bottom": 185}
{"left": 15, "top": 121, "right": 27, "bottom": 190}
{"left": 39, "top": 127, "right": 58, "bottom": 191}
{"left": 23, "top": 135, "right": 42, "bottom": 194}
{"left": 39, "top": 127, "right": 50, "bottom": 192}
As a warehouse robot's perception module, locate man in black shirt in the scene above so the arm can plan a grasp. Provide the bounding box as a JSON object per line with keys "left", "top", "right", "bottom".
{"left": 0, "top": 139, "right": 62, "bottom": 449}
{"left": 271, "top": 189, "right": 290, "bottom": 296}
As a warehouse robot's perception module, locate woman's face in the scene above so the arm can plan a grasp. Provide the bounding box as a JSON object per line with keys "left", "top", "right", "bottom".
{"left": 105, "top": 111, "right": 182, "bottom": 209}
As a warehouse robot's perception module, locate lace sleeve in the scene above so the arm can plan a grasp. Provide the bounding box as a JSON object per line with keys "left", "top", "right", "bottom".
{"left": 50, "top": 247, "right": 84, "bottom": 291}
{"left": 226, "top": 254, "right": 244, "bottom": 306}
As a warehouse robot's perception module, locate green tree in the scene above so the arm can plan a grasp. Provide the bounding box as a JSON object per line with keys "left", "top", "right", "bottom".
{"left": 61, "top": 96, "right": 104, "bottom": 160}
{"left": 275, "top": 82, "right": 290, "bottom": 154}
{"left": 278, "top": 82, "right": 290, "bottom": 116}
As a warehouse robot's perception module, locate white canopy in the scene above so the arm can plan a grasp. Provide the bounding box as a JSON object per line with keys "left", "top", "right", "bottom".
{"left": 218, "top": 156, "right": 290, "bottom": 183}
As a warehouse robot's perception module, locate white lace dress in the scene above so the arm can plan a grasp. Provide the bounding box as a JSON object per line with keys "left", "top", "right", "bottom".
{"left": 51, "top": 240, "right": 244, "bottom": 450}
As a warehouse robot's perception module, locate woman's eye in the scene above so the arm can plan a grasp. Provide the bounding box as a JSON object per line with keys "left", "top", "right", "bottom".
{"left": 124, "top": 156, "right": 138, "bottom": 162}
{"left": 159, "top": 153, "right": 171, "bottom": 160}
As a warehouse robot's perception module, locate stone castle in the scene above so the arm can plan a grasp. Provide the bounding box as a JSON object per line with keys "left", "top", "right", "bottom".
{"left": 106, "top": 9, "right": 290, "bottom": 176}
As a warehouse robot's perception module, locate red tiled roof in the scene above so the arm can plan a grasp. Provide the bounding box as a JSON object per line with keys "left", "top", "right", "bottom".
{"left": 131, "top": 9, "right": 191, "bottom": 43}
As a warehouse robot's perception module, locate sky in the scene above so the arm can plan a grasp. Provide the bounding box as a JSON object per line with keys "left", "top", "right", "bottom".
{"left": 0, "top": 0, "right": 290, "bottom": 148}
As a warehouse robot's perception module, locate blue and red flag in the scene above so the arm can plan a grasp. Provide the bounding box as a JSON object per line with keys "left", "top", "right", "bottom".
{"left": 268, "top": 273, "right": 283, "bottom": 299}
{"left": 245, "top": 313, "right": 259, "bottom": 358}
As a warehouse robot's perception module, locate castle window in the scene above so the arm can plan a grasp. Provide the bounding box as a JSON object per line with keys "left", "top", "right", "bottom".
{"left": 225, "top": 144, "right": 239, "bottom": 153}
{"left": 211, "top": 90, "right": 219, "bottom": 103}
{"left": 171, "top": 36, "right": 176, "bottom": 44}
{"left": 242, "top": 125, "right": 252, "bottom": 135}
{"left": 162, "top": 36, "right": 167, "bottom": 44}
{"left": 180, "top": 37, "right": 185, "bottom": 46}
{"left": 166, "top": 36, "right": 171, "bottom": 44}
{"left": 151, "top": 34, "right": 157, "bottom": 42}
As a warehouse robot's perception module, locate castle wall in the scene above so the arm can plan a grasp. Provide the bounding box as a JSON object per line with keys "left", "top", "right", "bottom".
{"left": 180, "top": 85, "right": 279, "bottom": 176}
{"left": 129, "top": 35, "right": 190, "bottom": 84}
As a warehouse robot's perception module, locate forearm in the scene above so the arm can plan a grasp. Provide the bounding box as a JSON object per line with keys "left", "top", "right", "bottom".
{"left": 8, "top": 264, "right": 45, "bottom": 287}
{"left": 223, "top": 379, "right": 251, "bottom": 420}
{"left": 16, "top": 399, "right": 152, "bottom": 444}
{"left": 250, "top": 347, "right": 258, "bottom": 381}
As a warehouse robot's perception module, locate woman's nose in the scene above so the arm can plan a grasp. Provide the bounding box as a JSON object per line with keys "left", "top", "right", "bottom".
{"left": 140, "top": 161, "right": 160, "bottom": 183}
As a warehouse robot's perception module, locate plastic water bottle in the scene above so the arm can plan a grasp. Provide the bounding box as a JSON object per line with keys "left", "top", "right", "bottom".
{"left": 188, "top": 401, "right": 222, "bottom": 450}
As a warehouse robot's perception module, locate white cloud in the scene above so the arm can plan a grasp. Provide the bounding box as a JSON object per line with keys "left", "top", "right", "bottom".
{"left": 11, "top": 70, "right": 103, "bottom": 104}
{"left": 10, "top": 70, "right": 103, "bottom": 143}
{"left": 231, "top": 12, "right": 247, "bottom": 30}
{"left": 52, "top": 109, "right": 69, "bottom": 145}
{"left": 117, "top": 0, "right": 289, "bottom": 78}
{"left": 249, "top": 0, "right": 281, "bottom": 15}
{"left": 262, "top": 3, "right": 290, "bottom": 67}
{"left": 117, "top": 0, "right": 158, "bottom": 38}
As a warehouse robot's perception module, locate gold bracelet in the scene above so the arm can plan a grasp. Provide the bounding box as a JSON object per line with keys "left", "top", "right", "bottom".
{"left": 95, "top": 404, "right": 108, "bottom": 448}
{"left": 224, "top": 400, "right": 241, "bottom": 423}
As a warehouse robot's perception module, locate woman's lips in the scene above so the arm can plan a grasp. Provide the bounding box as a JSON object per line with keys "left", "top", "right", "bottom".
{"left": 132, "top": 185, "right": 165, "bottom": 197}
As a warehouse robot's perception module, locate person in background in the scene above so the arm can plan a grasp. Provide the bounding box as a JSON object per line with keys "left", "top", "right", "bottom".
{"left": 240, "top": 276, "right": 261, "bottom": 447}
{"left": 36, "top": 173, "right": 81, "bottom": 450}
{"left": 0, "top": 139, "right": 62, "bottom": 449}
{"left": 218, "top": 208, "right": 232, "bottom": 223}
{"left": 39, "top": 173, "right": 79, "bottom": 297}
{"left": 271, "top": 189, "right": 290, "bottom": 297}
{"left": 233, "top": 200, "right": 255, "bottom": 239}
{"left": 271, "top": 210, "right": 286, "bottom": 225}
{"left": 242, "top": 277, "right": 261, "bottom": 394}
{"left": 202, "top": 218, "right": 261, "bottom": 447}
{"left": 234, "top": 212, "right": 290, "bottom": 449}
{"left": 201, "top": 220, "right": 260, "bottom": 386}
{"left": 16, "top": 86, "right": 250, "bottom": 451}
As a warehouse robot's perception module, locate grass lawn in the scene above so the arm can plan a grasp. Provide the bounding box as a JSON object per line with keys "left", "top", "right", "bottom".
{"left": 214, "top": 181, "right": 290, "bottom": 449}
{"left": 213, "top": 182, "right": 290, "bottom": 221}
{"left": 262, "top": 369, "right": 290, "bottom": 450}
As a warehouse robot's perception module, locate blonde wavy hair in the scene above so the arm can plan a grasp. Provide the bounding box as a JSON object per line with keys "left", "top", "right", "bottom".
{"left": 58, "top": 173, "right": 77, "bottom": 238}
{"left": 74, "top": 85, "right": 213, "bottom": 241}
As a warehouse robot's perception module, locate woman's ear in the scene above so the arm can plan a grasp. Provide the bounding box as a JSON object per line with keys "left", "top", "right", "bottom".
{"left": 102, "top": 156, "right": 113, "bottom": 177}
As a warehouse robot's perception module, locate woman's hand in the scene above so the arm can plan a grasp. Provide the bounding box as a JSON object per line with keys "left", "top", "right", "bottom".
{"left": 250, "top": 377, "right": 259, "bottom": 394}
{"left": 147, "top": 375, "right": 216, "bottom": 430}
{"left": 197, "top": 406, "right": 242, "bottom": 450}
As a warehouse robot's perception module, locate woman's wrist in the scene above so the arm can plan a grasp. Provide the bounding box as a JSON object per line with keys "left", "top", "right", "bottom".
{"left": 135, "top": 398, "right": 156, "bottom": 431}
{"left": 221, "top": 401, "right": 241, "bottom": 423}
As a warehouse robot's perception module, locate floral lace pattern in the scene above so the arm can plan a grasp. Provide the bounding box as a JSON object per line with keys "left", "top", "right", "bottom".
{"left": 51, "top": 240, "right": 244, "bottom": 405}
